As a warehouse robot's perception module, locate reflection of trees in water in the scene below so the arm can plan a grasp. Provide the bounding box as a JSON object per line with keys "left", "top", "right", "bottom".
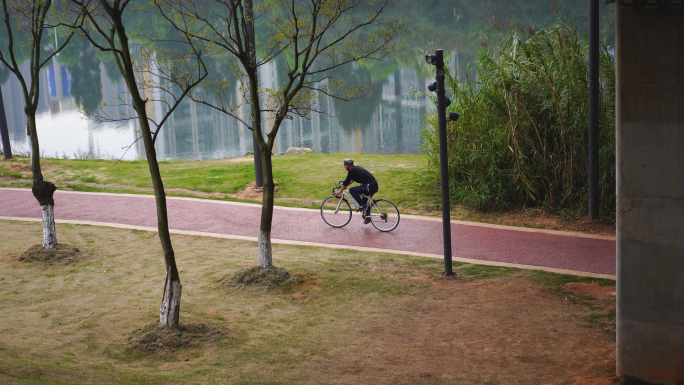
{"left": 333, "top": 65, "right": 385, "bottom": 135}
{"left": 100, "top": 55, "right": 123, "bottom": 84}
{"left": 68, "top": 40, "right": 103, "bottom": 113}
{"left": 154, "top": 54, "right": 246, "bottom": 160}
{"left": 0, "top": 63, "right": 9, "bottom": 85}
{"left": 384, "top": 0, "right": 614, "bottom": 79}
{"left": 4, "top": 0, "right": 614, "bottom": 160}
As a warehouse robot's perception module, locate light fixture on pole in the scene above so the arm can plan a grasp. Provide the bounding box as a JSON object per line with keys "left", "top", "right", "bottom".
{"left": 425, "top": 49, "right": 461, "bottom": 276}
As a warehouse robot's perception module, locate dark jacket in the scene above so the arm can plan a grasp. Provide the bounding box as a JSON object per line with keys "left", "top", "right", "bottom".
{"left": 343, "top": 166, "right": 376, "bottom": 187}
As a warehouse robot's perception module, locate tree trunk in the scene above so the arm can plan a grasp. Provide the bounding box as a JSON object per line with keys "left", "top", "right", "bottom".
{"left": 135, "top": 100, "right": 182, "bottom": 327}
{"left": 140, "top": 119, "right": 182, "bottom": 327}
{"left": 258, "top": 147, "right": 275, "bottom": 267}
{"left": 32, "top": 181, "right": 57, "bottom": 249}
{"left": 160, "top": 265, "right": 182, "bottom": 327}
{"left": 40, "top": 201, "right": 57, "bottom": 248}
{"left": 258, "top": 229, "right": 272, "bottom": 267}
{"left": 106, "top": 9, "right": 183, "bottom": 327}
{"left": 0, "top": 87, "right": 12, "bottom": 159}
{"left": 27, "top": 113, "right": 58, "bottom": 249}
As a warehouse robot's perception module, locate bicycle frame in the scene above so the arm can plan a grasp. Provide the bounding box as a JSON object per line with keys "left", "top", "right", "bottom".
{"left": 334, "top": 189, "right": 377, "bottom": 216}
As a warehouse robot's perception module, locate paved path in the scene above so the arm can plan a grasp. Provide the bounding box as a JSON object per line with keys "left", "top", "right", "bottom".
{"left": 0, "top": 188, "right": 616, "bottom": 279}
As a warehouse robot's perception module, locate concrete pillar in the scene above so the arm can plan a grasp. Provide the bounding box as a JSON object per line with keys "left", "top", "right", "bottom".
{"left": 615, "top": 2, "right": 684, "bottom": 385}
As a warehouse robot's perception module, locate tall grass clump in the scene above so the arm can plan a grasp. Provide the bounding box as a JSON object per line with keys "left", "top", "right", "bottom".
{"left": 422, "top": 17, "right": 615, "bottom": 220}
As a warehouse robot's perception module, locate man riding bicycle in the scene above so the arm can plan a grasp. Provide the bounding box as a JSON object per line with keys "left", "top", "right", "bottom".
{"left": 333, "top": 159, "right": 378, "bottom": 224}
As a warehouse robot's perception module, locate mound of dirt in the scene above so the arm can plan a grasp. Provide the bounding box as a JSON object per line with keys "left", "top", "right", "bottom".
{"left": 19, "top": 244, "right": 89, "bottom": 265}
{"left": 219, "top": 266, "right": 298, "bottom": 290}
{"left": 126, "top": 322, "right": 226, "bottom": 354}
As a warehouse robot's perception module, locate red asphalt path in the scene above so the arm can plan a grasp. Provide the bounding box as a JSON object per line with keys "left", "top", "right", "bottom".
{"left": 0, "top": 188, "right": 616, "bottom": 279}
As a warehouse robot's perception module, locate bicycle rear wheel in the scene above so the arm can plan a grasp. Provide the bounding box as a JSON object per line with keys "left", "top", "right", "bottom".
{"left": 321, "top": 196, "right": 352, "bottom": 228}
{"left": 369, "top": 199, "right": 400, "bottom": 232}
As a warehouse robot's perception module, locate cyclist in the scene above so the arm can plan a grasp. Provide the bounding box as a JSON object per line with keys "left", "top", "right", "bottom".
{"left": 333, "top": 159, "right": 378, "bottom": 224}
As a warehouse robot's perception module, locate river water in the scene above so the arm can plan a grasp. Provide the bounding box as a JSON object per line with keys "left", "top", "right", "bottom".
{"left": 0, "top": 0, "right": 613, "bottom": 161}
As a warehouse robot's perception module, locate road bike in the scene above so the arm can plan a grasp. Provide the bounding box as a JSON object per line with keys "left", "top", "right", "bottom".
{"left": 320, "top": 181, "right": 400, "bottom": 232}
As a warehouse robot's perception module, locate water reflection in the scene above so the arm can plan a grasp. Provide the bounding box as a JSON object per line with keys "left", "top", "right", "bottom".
{"left": 2, "top": 56, "right": 430, "bottom": 160}
{"left": 1, "top": 0, "right": 613, "bottom": 160}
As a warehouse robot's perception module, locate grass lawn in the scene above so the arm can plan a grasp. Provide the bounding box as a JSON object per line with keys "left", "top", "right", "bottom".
{"left": 0, "top": 154, "right": 440, "bottom": 210}
{"left": 0, "top": 220, "right": 617, "bottom": 385}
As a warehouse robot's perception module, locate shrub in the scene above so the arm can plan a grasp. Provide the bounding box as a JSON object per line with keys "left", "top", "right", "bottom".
{"left": 422, "top": 17, "right": 615, "bottom": 220}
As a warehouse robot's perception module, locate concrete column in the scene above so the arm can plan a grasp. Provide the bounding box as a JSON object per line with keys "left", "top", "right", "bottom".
{"left": 616, "top": 3, "right": 684, "bottom": 385}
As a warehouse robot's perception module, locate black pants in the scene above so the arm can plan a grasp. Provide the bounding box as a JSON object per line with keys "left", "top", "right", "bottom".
{"left": 349, "top": 181, "right": 378, "bottom": 210}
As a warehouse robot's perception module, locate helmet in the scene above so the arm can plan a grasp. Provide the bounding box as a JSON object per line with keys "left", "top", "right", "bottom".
{"left": 343, "top": 159, "right": 354, "bottom": 166}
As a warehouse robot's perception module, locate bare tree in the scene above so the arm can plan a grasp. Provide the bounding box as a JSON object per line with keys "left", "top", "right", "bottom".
{"left": 0, "top": 63, "right": 11, "bottom": 159}
{"left": 70, "top": 0, "right": 208, "bottom": 327}
{"left": 155, "top": 0, "right": 404, "bottom": 268}
{"left": 0, "top": 0, "right": 84, "bottom": 248}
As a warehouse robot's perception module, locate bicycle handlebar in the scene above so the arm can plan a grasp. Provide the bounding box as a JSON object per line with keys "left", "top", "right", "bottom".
{"left": 331, "top": 180, "right": 345, "bottom": 194}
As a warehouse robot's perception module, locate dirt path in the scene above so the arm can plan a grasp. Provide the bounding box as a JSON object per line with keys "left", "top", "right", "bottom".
{"left": 299, "top": 277, "right": 617, "bottom": 385}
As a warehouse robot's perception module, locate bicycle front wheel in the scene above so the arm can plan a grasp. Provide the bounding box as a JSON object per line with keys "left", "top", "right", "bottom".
{"left": 321, "top": 196, "right": 352, "bottom": 228}
{"left": 369, "top": 199, "right": 400, "bottom": 232}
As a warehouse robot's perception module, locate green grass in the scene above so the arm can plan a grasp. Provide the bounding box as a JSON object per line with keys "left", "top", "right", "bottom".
{"left": 529, "top": 271, "right": 615, "bottom": 290}
{"left": 457, "top": 263, "right": 521, "bottom": 279}
{"left": 1, "top": 154, "right": 441, "bottom": 213}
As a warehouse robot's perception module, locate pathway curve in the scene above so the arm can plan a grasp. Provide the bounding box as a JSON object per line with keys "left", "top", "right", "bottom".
{"left": 0, "top": 188, "right": 616, "bottom": 279}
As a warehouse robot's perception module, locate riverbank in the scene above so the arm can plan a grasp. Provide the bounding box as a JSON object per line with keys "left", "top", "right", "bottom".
{"left": 0, "top": 154, "right": 614, "bottom": 236}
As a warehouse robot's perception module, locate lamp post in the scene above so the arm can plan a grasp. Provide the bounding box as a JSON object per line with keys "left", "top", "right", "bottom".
{"left": 588, "top": 0, "right": 599, "bottom": 218}
{"left": 426, "top": 49, "right": 459, "bottom": 276}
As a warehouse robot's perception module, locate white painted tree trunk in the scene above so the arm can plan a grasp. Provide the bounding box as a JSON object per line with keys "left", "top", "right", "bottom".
{"left": 159, "top": 274, "right": 182, "bottom": 328}
{"left": 41, "top": 204, "right": 57, "bottom": 249}
{"left": 258, "top": 230, "right": 272, "bottom": 268}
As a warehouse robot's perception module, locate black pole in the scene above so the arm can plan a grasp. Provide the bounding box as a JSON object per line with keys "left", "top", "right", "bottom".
{"left": 245, "top": 0, "right": 263, "bottom": 188}
{"left": 588, "top": 0, "right": 599, "bottom": 219}
{"left": 0, "top": 87, "right": 12, "bottom": 159}
{"left": 434, "top": 49, "right": 454, "bottom": 276}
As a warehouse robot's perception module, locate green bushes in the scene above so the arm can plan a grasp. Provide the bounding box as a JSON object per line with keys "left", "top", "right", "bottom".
{"left": 422, "top": 18, "right": 615, "bottom": 220}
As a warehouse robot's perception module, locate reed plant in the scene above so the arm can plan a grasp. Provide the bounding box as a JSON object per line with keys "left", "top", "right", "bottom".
{"left": 422, "top": 17, "right": 615, "bottom": 220}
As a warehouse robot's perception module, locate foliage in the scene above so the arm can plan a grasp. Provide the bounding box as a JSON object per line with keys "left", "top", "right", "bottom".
{"left": 421, "top": 16, "right": 616, "bottom": 219}
{"left": 371, "top": 0, "right": 615, "bottom": 80}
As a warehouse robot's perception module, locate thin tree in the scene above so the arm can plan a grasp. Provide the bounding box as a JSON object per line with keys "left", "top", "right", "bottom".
{"left": 0, "top": 63, "right": 12, "bottom": 159}
{"left": 155, "top": 0, "right": 404, "bottom": 267}
{"left": 0, "top": 0, "right": 84, "bottom": 248}
{"left": 70, "top": 0, "right": 208, "bottom": 327}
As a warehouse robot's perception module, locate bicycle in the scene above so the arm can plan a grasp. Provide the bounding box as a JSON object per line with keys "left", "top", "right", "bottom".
{"left": 320, "top": 181, "right": 400, "bottom": 232}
